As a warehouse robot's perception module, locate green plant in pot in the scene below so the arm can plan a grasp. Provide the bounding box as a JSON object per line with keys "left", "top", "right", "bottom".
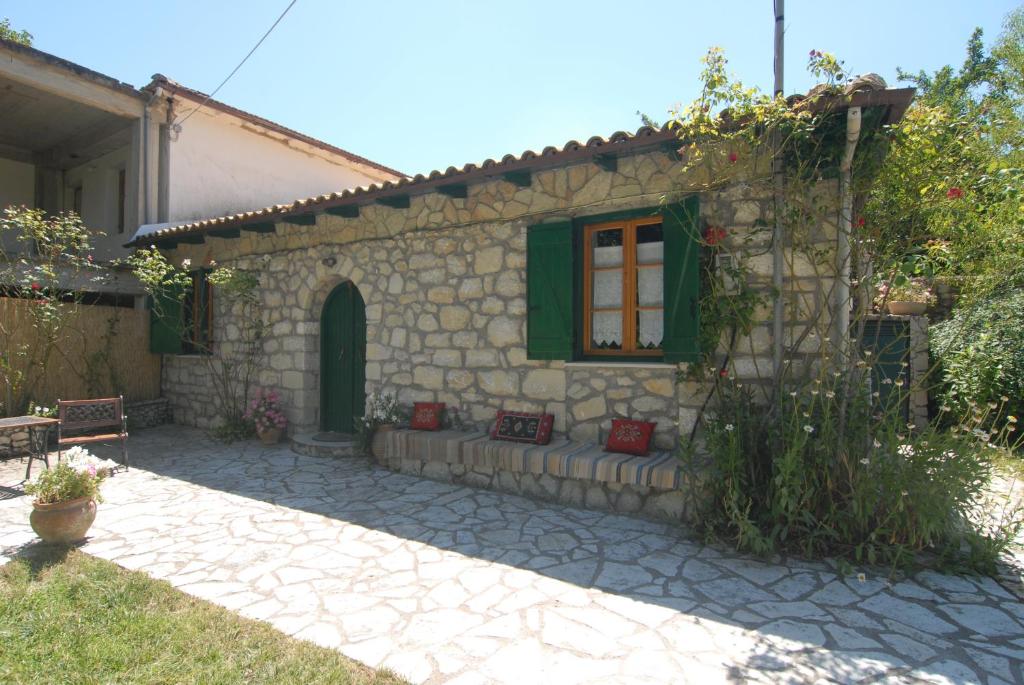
{"left": 245, "top": 388, "right": 288, "bottom": 445}
{"left": 356, "top": 392, "right": 403, "bottom": 459}
{"left": 875, "top": 276, "right": 936, "bottom": 316}
{"left": 25, "top": 447, "right": 117, "bottom": 544}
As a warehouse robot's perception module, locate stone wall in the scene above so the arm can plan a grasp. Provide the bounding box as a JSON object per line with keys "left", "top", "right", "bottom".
{"left": 161, "top": 148, "right": 839, "bottom": 446}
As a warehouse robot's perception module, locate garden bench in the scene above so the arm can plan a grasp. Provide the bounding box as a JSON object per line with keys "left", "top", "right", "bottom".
{"left": 58, "top": 396, "right": 128, "bottom": 470}
{"left": 376, "top": 429, "right": 704, "bottom": 522}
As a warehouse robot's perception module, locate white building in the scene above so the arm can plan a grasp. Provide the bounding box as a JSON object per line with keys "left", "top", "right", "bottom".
{"left": 0, "top": 38, "right": 402, "bottom": 269}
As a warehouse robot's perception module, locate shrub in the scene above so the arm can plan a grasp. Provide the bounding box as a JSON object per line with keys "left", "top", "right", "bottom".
{"left": 697, "top": 367, "right": 1022, "bottom": 572}
{"left": 931, "top": 288, "right": 1024, "bottom": 424}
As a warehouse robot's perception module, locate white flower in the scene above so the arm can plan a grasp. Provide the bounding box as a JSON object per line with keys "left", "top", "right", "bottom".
{"left": 181, "top": 258, "right": 191, "bottom": 269}
{"left": 860, "top": 458, "right": 870, "bottom": 465}
{"left": 894, "top": 378, "right": 904, "bottom": 387}
{"left": 65, "top": 447, "right": 119, "bottom": 477}
{"left": 724, "top": 424, "right": 735, "bottom": 432}
{"left": 826, "top": 391, "right": 836, "bottom": 399}
{"left": 897, "top": 444, "right": 915, "bottom": 457}
{"left": 872, "top": 439, "right": 881, "bottom": 448}
{"left": 882, "top": 378, "right": 893, "bottom": 385}
{"left": 803, "top": 425, "right": 814, "bottom": 434}
{"left": 857, "top": 573, "right": 866, "bottom": 583}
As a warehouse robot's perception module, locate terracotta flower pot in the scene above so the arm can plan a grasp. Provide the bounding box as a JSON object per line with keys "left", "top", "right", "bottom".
{"left": 887, "top": 301, "right": 928, "bottom": 316}
{"left": 257, "top": 426, "right": 283, "bottom": 445}
{"left": 371, "top": 424, "right": 396, "bottom": 460}
{"left": 30, "top": 495, "right": 97, "bottom": 544}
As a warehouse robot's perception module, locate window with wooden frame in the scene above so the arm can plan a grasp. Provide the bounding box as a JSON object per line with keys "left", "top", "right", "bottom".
{"left": 526, "top": 196, "right": 700, "bottom": 364}
{"left": 583, "top": 218, "right": 665, "bottom": 356}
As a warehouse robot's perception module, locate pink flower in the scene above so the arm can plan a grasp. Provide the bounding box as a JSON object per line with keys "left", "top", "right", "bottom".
{"left": 30, "top": 282, "right": 40, "bottom": 291}
{"left": 946, "top": 187, "right": 963, "bottom": 199}
{"left": 728, "top": 152, "right": 738, "bottom": 163}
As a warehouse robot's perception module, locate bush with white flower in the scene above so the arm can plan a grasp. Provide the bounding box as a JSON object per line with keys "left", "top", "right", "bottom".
{"left": 354, "top": 392, "right": 404, "bottom": 455}
{"left": 695, "top": 368, "right": 1022, "bottom": 570}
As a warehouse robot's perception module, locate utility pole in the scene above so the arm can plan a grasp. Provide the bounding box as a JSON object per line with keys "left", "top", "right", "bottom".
{"left": 771, "top": 0, "right": 785, "bottom": 381}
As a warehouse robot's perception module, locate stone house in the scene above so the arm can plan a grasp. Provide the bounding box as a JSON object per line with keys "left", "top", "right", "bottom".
{"left": 134, "top": 87, "right": 916, "bottom": 456}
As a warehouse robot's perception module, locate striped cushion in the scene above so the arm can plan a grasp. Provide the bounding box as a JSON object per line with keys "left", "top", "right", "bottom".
{"left": 383, "top": 429, "right": 683, "bottom": 490}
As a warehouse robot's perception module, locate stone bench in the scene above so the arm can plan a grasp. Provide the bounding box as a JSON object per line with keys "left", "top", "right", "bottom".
{"left": 376, "top": 429, "right": 706, "bottom": 524}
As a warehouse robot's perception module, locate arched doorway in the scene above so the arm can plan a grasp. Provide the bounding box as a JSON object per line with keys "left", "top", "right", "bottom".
{"left": 320, "top": 281, "right": 366, "bottom": 433}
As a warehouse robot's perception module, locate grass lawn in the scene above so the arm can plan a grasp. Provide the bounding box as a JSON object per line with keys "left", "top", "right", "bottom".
{"left": 0, "top": 548, "right": 407, "bottom": 685}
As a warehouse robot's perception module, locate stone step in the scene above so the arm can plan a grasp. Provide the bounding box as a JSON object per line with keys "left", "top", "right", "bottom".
{"left": 289, "top": 432, "right": 358, "bottom": 458}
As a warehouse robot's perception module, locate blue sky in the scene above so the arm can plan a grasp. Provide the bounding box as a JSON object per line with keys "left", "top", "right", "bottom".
{"left": 4, "top": 1, "right": 1020, "bottom": 176}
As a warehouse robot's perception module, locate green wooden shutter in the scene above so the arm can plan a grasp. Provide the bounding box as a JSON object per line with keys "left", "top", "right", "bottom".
{"left": 662, "top": 196, "right": 701, "bottom": 363}
{"left": 527, "top": 221, "right": 574, "bottom": 360}
{"left": 149, "top": 284, "right": 184, "bottom": 354}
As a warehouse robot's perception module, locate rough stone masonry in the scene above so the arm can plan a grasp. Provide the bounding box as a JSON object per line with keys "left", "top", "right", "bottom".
{"left": 162, "top": 146, "right": 832, "bottom": 451}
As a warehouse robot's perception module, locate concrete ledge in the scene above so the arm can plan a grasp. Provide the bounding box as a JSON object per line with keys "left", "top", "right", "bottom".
{"left": 384, "top": 455, "right": 703, "bottom": 524}
{"left": 290, "top": 432, "right": 357, "bottom": 458}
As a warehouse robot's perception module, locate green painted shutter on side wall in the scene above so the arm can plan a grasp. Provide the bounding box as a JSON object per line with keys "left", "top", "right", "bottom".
{"left": 662, "top": 196, "right": 701, "bottom": 363}
{"left": 149, "top": 286, "right": 184, "bottom": 354}
{"left": 527, "top": 221, "right": 574, "bottom": 360}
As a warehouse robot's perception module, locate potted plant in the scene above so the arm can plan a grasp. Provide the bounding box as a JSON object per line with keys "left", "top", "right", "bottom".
{"left": 357, "top": 392, "right": 402, "bottom": 459}
{"left": 25, "top": 446, "right": 117, "bottom": 544}
{"left": 246, "top": 388, "right": 288, "bottom": 445}
{"left": 876, "top": 277, "right": 936, "bottom": 316}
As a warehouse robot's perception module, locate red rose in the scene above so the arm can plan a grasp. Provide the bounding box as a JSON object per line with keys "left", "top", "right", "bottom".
{"left": 719, "top": 369, "right": 729, "bottom": 378}
{"left": 728, "top": 152, "right": 738, "bottom": 163}
{"left": 856, "top": 217, "right": 865, "bottom": 227}
{"left": 30, "top": 282, "right": 40, "bottom": 291}
{"left": 946, "top": 187, "right": 963, "bottom": 199}
{"left": 704, "top": 227, "right": 727, "bottom": 246}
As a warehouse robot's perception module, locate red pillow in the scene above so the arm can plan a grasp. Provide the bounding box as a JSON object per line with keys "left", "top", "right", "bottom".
{"left": 605, "top": 419, "right": 657, "bottom": 456}
{"left": 410, "top": 402, "right": 445, "bottom": 431}
{"left": 490, "top": 411, "right": 554, "bottom": 445}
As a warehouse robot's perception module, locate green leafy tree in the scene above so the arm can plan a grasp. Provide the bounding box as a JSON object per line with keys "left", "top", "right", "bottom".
{"left": 0, "top": 18, "right": 32, "bottom": 46}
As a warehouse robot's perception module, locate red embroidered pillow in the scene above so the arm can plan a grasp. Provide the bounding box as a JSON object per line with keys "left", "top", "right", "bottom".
{"left": 605, "top": 419, "right": 657, "bottom": 456}
{"left": 410, "top": 402, "right": 445, "bottom": 431}
{"left": 490, "top": 411, "right": 554, "bottom": 445}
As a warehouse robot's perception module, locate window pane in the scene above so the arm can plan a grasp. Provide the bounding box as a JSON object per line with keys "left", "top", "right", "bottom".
{"left": 636, "top": 223, "right": 663, "bottom": 264}
{"left": 637, "top": 265, "right": 663, "bottom": 307}
{"left": 592, "top": 228, "right": 623, "bottom": 267}
{"left": 592, "top": 310, "right": 623, "bottom": 350}
{"left": 638, "top": 310, "right": 663, "bottom": 349}
{"left": 593, "top": 269, "right": 623, "bottom": 308}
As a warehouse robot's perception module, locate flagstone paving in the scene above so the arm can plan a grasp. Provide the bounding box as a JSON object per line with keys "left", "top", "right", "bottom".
{"left": 2, "top": 426, "right": 1023, "bottom": 684}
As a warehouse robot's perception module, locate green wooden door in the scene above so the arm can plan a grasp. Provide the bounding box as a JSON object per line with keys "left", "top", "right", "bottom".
{"left": 861, "top": 319, "right": 910, "bottom": 420}
{"left": 320, "top": 282, "right": 366, "bottom": 433}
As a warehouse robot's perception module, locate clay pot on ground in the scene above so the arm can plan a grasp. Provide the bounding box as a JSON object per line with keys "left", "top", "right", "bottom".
{"left": 30, "top": 496, "right": 97, "bottom": 544}
{"left": 887, "top": 301, "right": 928, "bottom": 316}
{"left": 258, "top": 427, "right": 283, "bottom": 445}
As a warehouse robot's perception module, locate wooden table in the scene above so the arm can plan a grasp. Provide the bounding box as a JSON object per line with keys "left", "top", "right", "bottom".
{"left": 0, "top": 416, "right": 60, "bottom": 480}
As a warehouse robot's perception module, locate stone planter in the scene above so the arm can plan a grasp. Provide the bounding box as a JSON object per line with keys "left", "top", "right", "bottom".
{"left": 887, "top": 301, "right": 928, "bottom": 316}
{"left": 257, "top": 427, "right": 283, "bottom": 445}
{"left": 370, "top": 424, "right": 396, "bottom": 461}
{"left": 30, "top": 496, "right": 97, "bottom": 544}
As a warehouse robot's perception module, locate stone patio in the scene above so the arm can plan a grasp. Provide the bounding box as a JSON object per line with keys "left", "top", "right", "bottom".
{"left": 2, "top": 426, "right": 1023, "bottom": 684}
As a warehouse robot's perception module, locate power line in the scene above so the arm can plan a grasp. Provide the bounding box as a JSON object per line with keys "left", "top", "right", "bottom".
{"left": 173, "top": 0, "right": 299, "bottom": 129}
